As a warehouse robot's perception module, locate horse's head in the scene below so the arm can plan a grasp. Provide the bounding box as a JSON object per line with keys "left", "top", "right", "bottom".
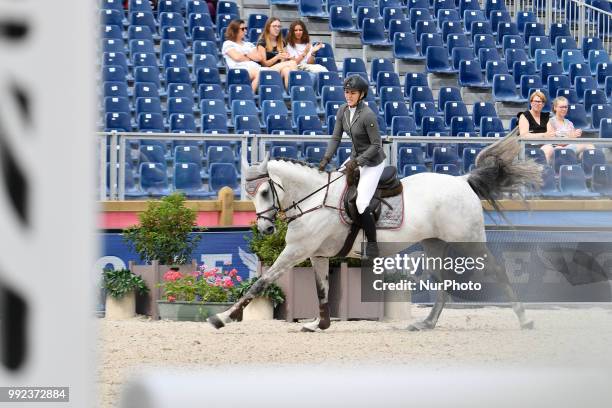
{"left": 244, "top": 154, "right": 284, "bottom": 235}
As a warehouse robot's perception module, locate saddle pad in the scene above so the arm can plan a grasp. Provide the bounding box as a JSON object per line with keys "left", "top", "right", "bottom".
{"left": 338, "top": 187, "right": 404, "bottom": 230}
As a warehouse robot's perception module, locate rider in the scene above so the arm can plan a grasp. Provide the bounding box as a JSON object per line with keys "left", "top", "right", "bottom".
{"left": 318, "top": 75, "right": 386, "bottom": 257}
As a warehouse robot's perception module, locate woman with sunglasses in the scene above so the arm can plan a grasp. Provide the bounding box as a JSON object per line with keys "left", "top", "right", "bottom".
{"left": 221, "top": 19, "right": 262, "bottom": 93}
{"left": 256, "top": 18, "right": 298, "bottom": 91}
{"left": 517, "top": 91, "right": 553, "bottom": 139}
{"left": 541, "top": 96, "right": 593, "bottom": 164}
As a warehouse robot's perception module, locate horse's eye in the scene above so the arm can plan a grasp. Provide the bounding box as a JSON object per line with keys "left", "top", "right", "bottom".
{"left": 261, "top": 190, "right": 268, "bottom": 197}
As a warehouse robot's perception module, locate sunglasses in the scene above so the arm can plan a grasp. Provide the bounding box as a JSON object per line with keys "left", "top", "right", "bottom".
{"left": 531, "top": 100, "right": 543, "bottom": 104}
{"left": 240, "top": 27, "right": 247, "bottom": 31}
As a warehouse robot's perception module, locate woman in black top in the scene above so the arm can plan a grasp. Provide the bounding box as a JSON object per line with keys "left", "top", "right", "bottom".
{"left": 256, "top": 17, "right": 297, "bottom": 91}
{"left": 518, "top": 90, "right": 552, "bottom": 138}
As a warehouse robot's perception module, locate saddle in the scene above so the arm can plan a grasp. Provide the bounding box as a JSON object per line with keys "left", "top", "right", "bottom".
{"left": 343, "top": 166, "right": 403, "bottom": 225}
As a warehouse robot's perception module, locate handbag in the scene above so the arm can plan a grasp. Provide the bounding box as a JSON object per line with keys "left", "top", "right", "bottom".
{"left": 297, "top": 63, "right": 328, "bottom": 73}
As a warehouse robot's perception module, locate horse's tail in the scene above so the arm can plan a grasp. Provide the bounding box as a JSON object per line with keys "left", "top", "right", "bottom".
{"left": 466, "top": 127, "right": 542, "bottom": 214}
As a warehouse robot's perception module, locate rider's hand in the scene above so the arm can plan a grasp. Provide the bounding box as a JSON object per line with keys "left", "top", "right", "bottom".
{"left": 318, "top": 157, "right": 330, "bottom": 171}
{"left": 345, "top": 159, "right": 359, "bottom": 172}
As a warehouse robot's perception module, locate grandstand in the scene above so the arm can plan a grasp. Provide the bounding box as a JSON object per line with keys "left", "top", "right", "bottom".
{"left": 99, "top": 0, "right": 612, "bottom": 200}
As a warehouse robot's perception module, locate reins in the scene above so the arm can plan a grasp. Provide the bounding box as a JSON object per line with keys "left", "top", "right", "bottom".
{"left": 248, "top": 171, "right": 345, "bottom": 224}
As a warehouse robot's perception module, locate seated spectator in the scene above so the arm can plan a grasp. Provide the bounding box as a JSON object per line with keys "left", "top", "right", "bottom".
{"left": 222, "top": 19, "right": 262, "bottom": 93}
{"left": 542, "top": 96, "right": 594, "bottom": 163}
{"left": 518, "top": 91, "right": 551, "bottom": 139}
{"left": 285, "top": 20, "right": 328, "bottom": 77}
{"left": 256, "top": 18, "right": 298, "bottom": 91}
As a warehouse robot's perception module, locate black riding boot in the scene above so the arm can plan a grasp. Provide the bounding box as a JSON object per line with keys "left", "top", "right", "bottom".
{"left": 359, "top": 206, "right": 379, "bottom": 258}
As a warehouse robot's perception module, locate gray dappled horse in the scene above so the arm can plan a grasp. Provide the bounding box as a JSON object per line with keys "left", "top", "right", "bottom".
{"left": 209, "top": 131, "right": 541, "bottom": 332}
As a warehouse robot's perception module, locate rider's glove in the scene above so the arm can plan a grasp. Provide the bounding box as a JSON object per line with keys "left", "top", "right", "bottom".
{"left": 318, "top": 156, "right": 330, "bottom": 171}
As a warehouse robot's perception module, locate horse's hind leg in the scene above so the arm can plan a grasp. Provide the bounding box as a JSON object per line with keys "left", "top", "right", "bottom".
{"left": 407, "top": 239, "right": 450, "bottom": 331}
{"left": 301, "top": 257, "right": 331, "bottom": 332}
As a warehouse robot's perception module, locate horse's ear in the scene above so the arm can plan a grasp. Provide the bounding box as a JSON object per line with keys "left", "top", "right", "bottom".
{"left": 257, "top": 152, "right": 270, "bottom": 174}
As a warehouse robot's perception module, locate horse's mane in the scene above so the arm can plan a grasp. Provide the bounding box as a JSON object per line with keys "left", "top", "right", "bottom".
{"left": 270, "top": 157, "right": 318, "bottom": 169}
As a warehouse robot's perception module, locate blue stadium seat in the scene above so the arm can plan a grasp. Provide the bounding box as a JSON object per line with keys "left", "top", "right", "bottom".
{"left": 187, "top": 0, "right": 210, "bottom": 15}
{"left": 209, "top": 163, "right": 239, "bottom": 195}
{"left": 422, "top": 115, "right": 447, "bottom": 135}
{"left": 164, "top": 53, "right": 189, "bottom": 70}
{"left": 540, "top": 62, "right": 563, "bottom": 86}
{"left": 561, "top": 49, "right": 586, "bottom": 73}
{"left": 592, "top": 165, "right": 612, "bottom": 196}
{"left": 568, "top": 63, "right": 592, "bottom": 86}
{"left": 473, "top": 34, "right": 496, "bottom": 56}
{"left": 291, "top": 101, "right": 318, "bottom": 127}
{"left": 459, "top": 60, "right": 490, "bottom": 88}
{"left": 299, "top": 0, "right": 327, "bottom": 18}
{"left": 103, "top": 81, "right": 129, "bottom": 99}
{"left": 159, "top": 0, "right": 184, "bottom": 13}
{"left": 102, "top": 65, "right": 127, "bottom": 83}
{"left": 505, "top": 48, "right": 529, "bottom": 71}
{"left": 480, "top": 116, "right": 505, "bottom": 136}
{"left": 433, "top": 0, "right": 456, "bottom": 18}
{"left": 492, "top": 74, "right": 523, "bottom": 102}
{"left": 485, "top": 0, "right": 506, "bottom": 18}
{"left": 267, "top": 114, "right": 293, "bottom": 134}
{"left": 528, "top": 36, "right": 552, "bottom": 59}
{"left": 516, "top": 11, "right": 536, "bottom": 33}
{"left": 316, "top": 72, "right": 342, "bottom": 95}
{"left": 217, "top": 0, "right": 239, "bottom": 15}
{"left": 271, "top": 145, "right": 299, "bottom": 160}
{"left": 559, "top": 165, "right": 599, "bottom": 197}
{"left": 546, "top": 75, "right": 570, "bottom": 102}
{"left": 420, "top": 33, "right": 443, "bottom": 57}
{"left": 565, "top": 104, "right": 589, "bottom": 129}
{"left": 426, "top": 46, "right": 454, "bottom": 73}
{"left": 523, "top": 22, "right": 545, "bottom": 43}
{"left": 502, "top": 35, "right": 525, "bottom": 54}
{"left": 384, "top": 101, "right": 411, "bottom": 128}
{"left": 490, "top": 10, "right": 511, "bottom": 34}
{"left": 403, "top": 164, "right": 428, "bottom": 176}
{"left": 452, "top": 47, "right": 475, "bottom": 71}
{"left": 129, "top": 12, "right": 157, "bottom": 35}
{"left": 393, "top": 32, "right": 424, "bottom": 61}
{"left": 497, "top": 22, "right": 519, "bottom": 45}
{"left": 553, "top": 147, "right": 578, "bottom": 174}
{"left": 134, "top": 66, "right": 160, "bottom": 89}
{"left": 444, "top": 101, "right": 469, "bottom": 127}
{"left": 297, "top": 115, "right": 323, "bottom": 135}
{"left": 304, "top": 146, "right": 326, "bottom": 164}
{"left": 534, "top": 49, "right": 557, "bottom": 71}
{"left": 259, "top": 70, "right": 285, "bottom": 91}
{"left": 408, "top": 86, "right": 434, "bottom": 111}
{"left": 130, "top": 0, "right": 154, "bottom": 14}
{"left": 520, "top": 75, "right": 542, "bottom": 99}
{"left": 459, "top": 0, "right": 481, "bottom": 17}
{"left": 132, "top": 52, "right": 157, "bottom": 70}
{"left": 235, "top": 115, "right": 261, "bottom": 135}
{"left": 167, "top": 97, "right": 193, "bottom": 116}
{"left": 415, "top": 19, "right": 439, "bottom": 43}
{"left": 321, "top": 85, "right": 344, "bottom": 109}
{"left": 140, "top": 144, "right": 165, "bottom": 165}
{"left": 162, "top": 26, "right": 188, "bottom": 48}
{"left": 102, "top": 25, "right": 122, "bottom": 41}
{"left": 166, "top": 83, "right": 192, "bottom": 102}
{"left": 556, "top": 88, "right": 578, "bottom": 105}
{"left": 174, "top": 163, "right": 211, "bottom": 198}
{"left": 596, "top": 62, "right": 612, "bottom": 86}
{"left": 584, "top": 90, "right": 607, "bottom": 116}
{"left": 582, "top": 36, "right": 603, "bottom": 59}
{"left": 512, "top": 60, "right": 536, "bottom": 85}
{"left": 100, "top": 9, "right": 123, "bottom": 27}
{"left": 288, "top": 71, "right": 314, "bottom": 91}
{"left": 259, "top": 85, "right": 284, "bottom": 106}
{"left": 138, "top": 112, "right": 164, "bottom": 132}
{"left": 291, "top": 85, "right": 318, "bottom": 105}
{"left": 247, "top": 13, "right": 268, "bottom": 30}
{"left": 525, "top": 147, "right": 546, "bottom": 165}
{"left": 262, "top": 100, "right": 289, "bottom": 123}
{"left": 159, "top": 12, "right": 184, "bottom": 29}
{"left": 450, "top": 116, "right": 474, "bottom": 135}
{"left": 398, "top": 146, "right": 424, "bottom": 169}
{"left": 434, "top": 163, "right": 460, "bottom": 175}
{"left": 410, "top": 8, "right": 433, "bottom": 32}
{"left": 189, "top": 13, "right": 214, "bottom": 32}
{"left": 590, "top": 104, "right": 612, "bottom": 131}
{"left": 404, "top": 72, "right": 428, "bottom": 97}
{"left": 103, "top": 52, "right": 129, "bottom": 74}
{"left": 165, "top": 67, "right": 191, "bottom": 86}
{"left": 105, "top": 112, "right": 131, "bottom": 132}
{"left": 140, "top": 162, "right": 171, "bottom": 196}
{"left": 231, "top": 100, "right": 259, "bottom": 126}
{"left": 201, "top": 114, "right": 228, "bottom": 133}
{"left": 437, "top": 87, "right": 462, "bottom": 114}
{"left": 588, "top": 49, "right": 609, "bottom": 76}
{"left": 433, "top": 146, "right": 459, "bottom": 169}
{"left": 102, "top": 0, "right": 124, "bottom": 11}
{"left": 391, "top": 116, "right": 417, "bottom": 136}
{"left": 371, "top": 58, "right": 394, "bottom": 83}
{"left": 575, "top": 76, "right": 598, "bottom": 102}
{"left": 470, "top": 21, "right": 493, "bottom": 42}
{"left": 447, "top": 34, "right": 470, "bottom": 55}
{"left": 441, "top": 20, "right": 463, "bottom": 42}
{"left": 383, "top": 7, "right": 404, "bottom": 30}
{"left": 329, "top": 5, "right": 356, "bottom": 31}
{"left": 581, "top": 148, "right": 606, "bottom": 178}
{"left": 462, "top": 147, "right": 481, "bottom": 173}
{"left": 356, "top": 6, "right": 379, "bottom": 30}
{"left": 104, "top": 96, "right": 130, "bottom": 115}
{"left": 389, "top": 18, "right": 411, "bottom": 41}
{"left": 550, "top": 22, "right": 571, "bottom": 45}
{"left": 413, "top": 102, "right": 437, "bottom": 131}
{"left": 169, "top": 113, "right": 197, "bottom": 133}
{"left": 555, "top": 36, "right": 578, "bottom": 58}
{"left": 228, "top": 85, "right": 256, "bottom": 106}
{"left": 464, "top": 11, "right": 487, "bottom": 34}
{"left": 380, "top": 86, "right": 405, "bottom": 111}
{"left": 472, "top": 102, "right": 497, "bottom": 130}
{"left": 200, "top": 99, "right": 226, "bottom": 117}
{"left": 343, "top": 57, "right": 368, "bottom": 78}
{"left": 192, "top": 26, "right": 216, "bottom": 42}
{"left": 227, "top": 69, "right": 251, "bottom": 92}
{"left": 193, "top": 53, "right": 218, "bottom": 72}
{"left": 196, "top": 84, "right": 222, "bottom": 103}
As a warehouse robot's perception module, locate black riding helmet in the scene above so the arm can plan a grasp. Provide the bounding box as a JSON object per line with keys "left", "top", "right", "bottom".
{"left": 343, "top": 75, "right": 369, "bottom": 100}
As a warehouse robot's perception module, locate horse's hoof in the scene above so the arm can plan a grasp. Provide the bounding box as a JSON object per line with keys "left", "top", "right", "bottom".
{"left": 300, "top": 326, "right": 316, "bottom": 333}
{"left": 318, "top": 320, "right": 331, "bottom": 330}
{"left": 406, "top": 321, "right": 432, "bottom": 332}
{"left": 207, "top": 315, "right": 225, "bottom": 330}
{"left": 521, "top": 320, "right": 535, "bottom": 330}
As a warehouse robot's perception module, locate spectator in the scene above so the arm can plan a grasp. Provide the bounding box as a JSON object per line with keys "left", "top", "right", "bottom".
{"left": 542, "top": 96, "right": 594, "bottom": 163}
{"left": 222, "top": 19, "right": 262, "bottom": 93}
{"left": 285, "top": 20, "right": 328, "bottom": 88}
{"left": 518, "top": 90, "right": 552, "bottom": 140}
{"left": 256, "top": 18, "right": 297, "bottom": 91}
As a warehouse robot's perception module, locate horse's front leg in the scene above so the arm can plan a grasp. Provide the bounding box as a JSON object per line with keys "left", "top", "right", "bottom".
{"left": 207, "top": 245, "right": 309, "bottom": 330}
{"left": 301, "top": 257, "right": 331, "bottom": 332}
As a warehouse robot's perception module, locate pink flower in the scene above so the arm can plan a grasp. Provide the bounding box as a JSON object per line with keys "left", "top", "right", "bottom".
{"left": 228, "top": 269, "right": 237, "bottom": 277}
{"left": 167, "top": 295, "right": 176, "bottom": 303}
{"left": 224, "top": 281, "right": 234, "bottom": 288}
{"left": 236, "top": 275, "right": 242, "bottom": 282}
{"left": 203, "top": 270, "right": 214, "bottom": 278}
{"left": 224, "top": 260, "right": 232, "bottom": 266}
{"left": 163, "top": 270, "right": 182, "bottom": 282}
{"left": 215, "top": 277, "right": 222, "bottom": 284}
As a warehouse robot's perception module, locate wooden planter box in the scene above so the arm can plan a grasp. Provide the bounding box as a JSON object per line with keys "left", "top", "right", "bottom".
{"left": 130, "top": 260, "right": 198, "bottom": 320}
{"left": 328, "top": 263, "right": 384, "bottom": 321}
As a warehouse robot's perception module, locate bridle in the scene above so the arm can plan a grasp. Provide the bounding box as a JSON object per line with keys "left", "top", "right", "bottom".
{"left": 246, "top": 171, "right": 345, "bottom": 224}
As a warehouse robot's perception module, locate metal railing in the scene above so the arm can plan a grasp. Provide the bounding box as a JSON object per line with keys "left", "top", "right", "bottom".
{"left": 98, "top": 131, "right": 612, "bottom": 201}
{"left": 509, "top": 0, "right": 612, "bottom": 53}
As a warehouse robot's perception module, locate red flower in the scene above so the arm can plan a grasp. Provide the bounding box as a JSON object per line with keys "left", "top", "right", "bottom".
{"left": 167, "top": 295, "right": 176, "bottom": 303}
{"left": 163, "top": 270, "right": 182, "bottom": 282}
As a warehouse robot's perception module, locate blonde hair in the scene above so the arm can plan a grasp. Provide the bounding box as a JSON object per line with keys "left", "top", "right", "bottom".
{"left": 552, "top": 96, "right": 569, "bottom": 113}
{"left": 529, "top": 90, "right": 547, "bottom": 104}
{"left": 259, "top": 17, "right": 284, "bottom": 54}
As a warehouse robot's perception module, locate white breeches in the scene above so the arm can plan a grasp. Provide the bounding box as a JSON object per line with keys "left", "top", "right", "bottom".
{"left": 344, "top": 159, "right": 385, "bottom": 214}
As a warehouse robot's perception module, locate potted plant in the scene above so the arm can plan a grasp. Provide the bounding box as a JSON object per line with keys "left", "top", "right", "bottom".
{"left": 156, "top": 263, "right": 242, "bottom": 321}
{"left": 102, "top": 268, "right": 149, "bottom": 320}
{"left": 235, "top": 277, "right": 285, "bottom": 321}
{"left": 123, "top": 193, "right": 203, "bottom": 318}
